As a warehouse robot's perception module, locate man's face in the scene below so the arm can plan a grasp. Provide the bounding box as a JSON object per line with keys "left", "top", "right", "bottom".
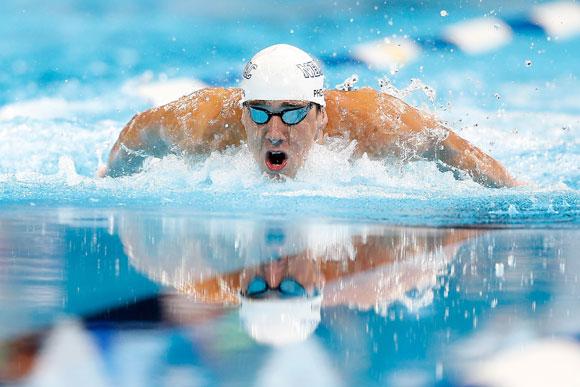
{"left": 241, "top": 100, "right": 328, "bottom": 178}
{"left": 239, "top": 255, "right": 323, "bottom": 297}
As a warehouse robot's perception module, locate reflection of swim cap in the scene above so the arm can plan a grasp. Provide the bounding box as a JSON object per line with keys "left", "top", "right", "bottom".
{"left": 239, "top": 294, "right": 323, "bottom": 346}
{"left": 241, "top": 44, "right": 326, "bottom": 106}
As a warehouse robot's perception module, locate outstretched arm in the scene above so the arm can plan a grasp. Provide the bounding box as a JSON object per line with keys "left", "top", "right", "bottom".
{"left": 324, "top": 88, "right": 518, "bottom": 188}
{"left": 102, "top": 88, "right": 245, "bottom": 177}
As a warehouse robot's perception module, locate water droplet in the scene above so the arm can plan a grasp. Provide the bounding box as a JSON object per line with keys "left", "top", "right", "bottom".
{"left": 289, "top": 29, "right": 294, "bottom": 34}
{"left": 525, "top": 59, "right": 532, "bottom": 67}
{"left": 440, "top": 9, "right": 448, "bottom": 17}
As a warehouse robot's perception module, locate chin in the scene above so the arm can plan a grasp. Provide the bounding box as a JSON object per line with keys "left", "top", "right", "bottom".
{"left": 263, "top": 169, "right": 292, "bottom": 179}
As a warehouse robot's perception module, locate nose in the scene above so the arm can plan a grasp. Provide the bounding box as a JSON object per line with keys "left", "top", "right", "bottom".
{"left": 265, "top": 116, "right": 287, "bottom": 146}
{"left": 263, "top": 259, "right": 287, "bottom": 288}
{"left": 268, "top": 138, "right": 283, "bottom": 146}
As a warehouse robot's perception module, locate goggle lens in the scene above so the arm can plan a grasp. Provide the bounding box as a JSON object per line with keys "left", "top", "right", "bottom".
{"left": 279, "top": 278, "right": 307, "bottom": 297}
{"left": 249, "top": 107, "right": 270, "bottom": 124}
{"left": 281, "top": 107, "right": 309, "bottom": 125}
{"left": 246, "top": 276, "right": 268, "bottom": 296}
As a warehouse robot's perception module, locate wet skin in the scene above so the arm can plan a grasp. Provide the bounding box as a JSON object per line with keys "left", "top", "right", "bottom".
{"left": 241, "top": 100, "right": 328, "bottom": 178}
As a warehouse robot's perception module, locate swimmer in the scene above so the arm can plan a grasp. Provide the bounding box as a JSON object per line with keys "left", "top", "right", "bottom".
{"left": 102, "top": 44, "right": 518, "bottom": 188}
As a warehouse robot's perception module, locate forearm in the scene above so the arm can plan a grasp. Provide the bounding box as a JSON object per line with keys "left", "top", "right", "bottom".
{"left": 105, "top": 112, "right": 169, "bottom": 177}
{"left": 436, "top": 129, "right": 517, "bottom": 188}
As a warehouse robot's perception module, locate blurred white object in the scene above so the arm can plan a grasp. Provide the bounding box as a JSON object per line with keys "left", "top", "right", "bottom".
{"left": 531, "top": 2, "right": 580, "bottom": 39}
{"left": 463, "top": 339, "right": 580, "bottom": 387}
{"left": 26, "top": 319, "right": 110, "bottom": 387}
{"left": 255, "top": 340, "right": 343, "bottom": 387}
{"left": 239, "top": 295, "right": 323, "bottom": 346}
{"left": 353, "top": 37, "right": 420, "bottom": 70}
{"left": 0, "top": 97, "right": 103, "bottom": 120}
{"left": 443, "top": 17, "right": 513, "bottom": 55}
{"left": 122, "top": 71, "right": 206, "bottom": 107}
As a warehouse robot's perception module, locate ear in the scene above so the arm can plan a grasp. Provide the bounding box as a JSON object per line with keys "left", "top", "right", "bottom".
{"left": 315, "top": 107, "right": 328, "bottom": 143}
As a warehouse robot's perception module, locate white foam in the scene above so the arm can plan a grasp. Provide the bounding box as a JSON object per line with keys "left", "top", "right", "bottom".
{"left": 0, "top": 97, "right": 106, "bottom": 121}
{"left": 0, "top": 119, "right": 118, "bottom": 177}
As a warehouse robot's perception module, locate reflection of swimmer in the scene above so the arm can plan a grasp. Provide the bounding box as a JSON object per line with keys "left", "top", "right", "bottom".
{"left": 175, "top": 227, "right": 476, "bottom": 309}
{"left": 102, "top": 44, "right": 518, "bottom": 188}
{"left": 119, "top": 215, "right": 478, "bottom": 344}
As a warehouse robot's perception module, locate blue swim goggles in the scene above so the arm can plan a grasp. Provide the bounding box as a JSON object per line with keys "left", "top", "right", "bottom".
{"left": 243, "top": 276, "right": 308, "bottom": 299}
{"left": 245, "top": 103, "right": 314, "bottom": 125}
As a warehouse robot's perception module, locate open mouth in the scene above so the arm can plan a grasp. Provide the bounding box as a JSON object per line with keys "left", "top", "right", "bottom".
{"left": 265, "top": 151, "right": 288, "bottom": 171}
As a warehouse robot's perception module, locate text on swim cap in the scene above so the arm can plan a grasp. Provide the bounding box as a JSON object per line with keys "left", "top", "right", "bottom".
{"left": 243, "top": 61, "right": 257, "bottom": 79}
{"left": 313, "top": 89, "right": 323, "bottom": 98}
{"left": 296, "top": 61, "right": 323, "bottom": 78}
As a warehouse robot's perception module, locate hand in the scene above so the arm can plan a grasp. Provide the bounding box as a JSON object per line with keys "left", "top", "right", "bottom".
{"left": 96, "top": 164, "right": 107, "bottom": 178}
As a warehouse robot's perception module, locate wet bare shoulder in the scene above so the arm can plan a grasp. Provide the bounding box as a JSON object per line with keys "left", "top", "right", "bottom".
{"left": 151, "top": 87, "right": 246, "bottom": 154}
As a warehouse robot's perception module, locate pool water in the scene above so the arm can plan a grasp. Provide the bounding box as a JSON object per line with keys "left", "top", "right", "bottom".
{"left": 0, "top": 0, "right": 579, "bottom": 386}
{"left": 1, "top": 209, "right": 579, "bottom": 386}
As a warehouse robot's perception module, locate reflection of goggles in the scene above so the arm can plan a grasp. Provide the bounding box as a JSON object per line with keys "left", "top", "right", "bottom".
{"left": 245, "top": 103, "right": 314, "bottom": 125}
{"left": 243, "top": 276, "right": 308, "bottom": 299}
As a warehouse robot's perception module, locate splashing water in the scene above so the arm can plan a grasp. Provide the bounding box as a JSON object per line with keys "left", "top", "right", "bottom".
{"left": 378, "top": 76, "right": 437, "bottom": 104}
{"left": 336, "top": 74, "right": 359, "bottom": 91}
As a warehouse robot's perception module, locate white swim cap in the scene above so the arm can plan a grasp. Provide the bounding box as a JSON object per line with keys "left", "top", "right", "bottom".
{"left": 241, "top": 44, "right": 326, "bottom": 106}
{"left": 239, "top": 294, "right": 323, "bottom": 346}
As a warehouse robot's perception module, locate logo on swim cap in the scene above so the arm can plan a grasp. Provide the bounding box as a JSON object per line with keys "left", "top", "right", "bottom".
{"left": 296, "top": 61, "right": 323, "bottom": 78}
{"left": 241, "top": 44, "right": 326, "bottom": 106}
{"left": 243, "top": 61, "right": 257, "bottom": 80}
